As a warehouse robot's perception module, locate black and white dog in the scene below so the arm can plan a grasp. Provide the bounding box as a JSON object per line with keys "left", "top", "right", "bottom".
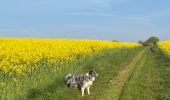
{"left": 65, "top": 70, "right": 98, "bottom": 96}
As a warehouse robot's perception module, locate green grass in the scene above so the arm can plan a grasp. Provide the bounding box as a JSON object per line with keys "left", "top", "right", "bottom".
{"left": 106, "top": 48, "right": 145, "bottom": 100}
{"left": 151, "top": 48, "right": 170, "bottom": 100}
{"left": 1, "top": 46, "right": 170, "bottom": 100}
{"left": 120, "top": 48, "right": 158, "bottom": 100}
{"left": 120, "top": 47, "right": 170, "bottom": 100}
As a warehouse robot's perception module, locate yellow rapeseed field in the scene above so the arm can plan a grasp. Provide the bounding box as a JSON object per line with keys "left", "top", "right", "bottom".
{"left": 158, "top": 40, "right": 170, "bottom": 57}
{"left": 0, "top": 38, "right": 140, "bottom": 75}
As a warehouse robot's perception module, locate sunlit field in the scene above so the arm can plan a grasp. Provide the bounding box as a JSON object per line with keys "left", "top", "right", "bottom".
{"left": 0, "top": 38, "right": 141, "bottom": 100}
{"left": 1, "top": 38, "right": 170, "bottom": 100}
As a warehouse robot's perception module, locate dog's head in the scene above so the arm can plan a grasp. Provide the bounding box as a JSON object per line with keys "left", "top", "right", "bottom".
{"left": 88, "top": 70, "right": 98, "bottom": 78}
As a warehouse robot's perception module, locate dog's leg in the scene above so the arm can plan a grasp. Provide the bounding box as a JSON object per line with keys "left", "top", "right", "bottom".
{"left": 87, "top": 87, "right": 90, "bottom": 95}
{"left": 81, "top": 87, "right": 85, "bottom": 96}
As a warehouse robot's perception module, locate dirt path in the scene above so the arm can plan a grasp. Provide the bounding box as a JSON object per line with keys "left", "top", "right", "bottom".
{"left": 106, "top": 49, "right": 146, "bottom": 100}
{"left": 104, "top": 48, "right": 159, "bottom": 100}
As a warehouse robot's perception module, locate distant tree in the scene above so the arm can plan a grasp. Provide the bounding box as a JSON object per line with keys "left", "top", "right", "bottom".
{"left": 112, "top": 40, "right": 119, "bottom": 42}
{"left": 143, "top": 36, "right": 160, "bottom": 47}
{"left": 137, "top": 40, "right": 144, "bottom": 45}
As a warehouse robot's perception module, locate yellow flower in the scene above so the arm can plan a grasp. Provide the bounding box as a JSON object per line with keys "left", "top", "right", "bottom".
{"left": 0, "top": 38, "right": 140, "bottom": 75}
{"left": 158, "top": 40, "right": 170, "bottom": 57}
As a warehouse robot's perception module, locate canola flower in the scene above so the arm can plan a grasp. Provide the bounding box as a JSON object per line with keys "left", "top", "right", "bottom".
{"left": 0, "top": 38, "right": 140, "bottom": 75}
{"left": 157, "top": 40, "right": 170, "bottom": 57}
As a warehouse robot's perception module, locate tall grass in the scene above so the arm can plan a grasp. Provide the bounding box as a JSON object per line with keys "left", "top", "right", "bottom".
{"left": 151, "top": 48, "right": 170, "bottom": 100}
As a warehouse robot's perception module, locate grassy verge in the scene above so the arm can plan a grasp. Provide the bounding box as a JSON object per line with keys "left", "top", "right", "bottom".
{"left": 0, "top": 47, "right": 143, "bottom": 100}
{"left": 151, "top": 48, "right": 170, "bottom": 100}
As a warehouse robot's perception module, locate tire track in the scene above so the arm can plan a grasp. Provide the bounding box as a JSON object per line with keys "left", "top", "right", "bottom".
{"left": 109, "top": 49, "right": 146, "bottom": 100}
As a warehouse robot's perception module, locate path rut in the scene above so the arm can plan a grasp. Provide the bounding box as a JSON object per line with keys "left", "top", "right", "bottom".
{"left": 109, "top": 49, "right": 146, "bottom": 100}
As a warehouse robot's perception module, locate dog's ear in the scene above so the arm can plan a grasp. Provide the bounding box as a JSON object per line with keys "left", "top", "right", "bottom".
{"left": 88, "top": 70, "right": 94, "bottom": 76}
{"left": 89, "top": 70, "right": 93, "bottom": 74}
{"left": 89, "top": 70, "right": 98, "bottom": 77}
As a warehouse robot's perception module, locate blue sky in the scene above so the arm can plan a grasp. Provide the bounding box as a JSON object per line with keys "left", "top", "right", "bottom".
{"left": 0, "top": 0, "right": 170, "bottom": 42}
